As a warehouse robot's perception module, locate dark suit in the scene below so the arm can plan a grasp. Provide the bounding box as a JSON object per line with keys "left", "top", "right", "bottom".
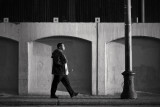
{"left": 51, "top": 49, "right": 75, "bottom": 97}
{"left": 51, "top": 49, "right": 67, "bottom": 75}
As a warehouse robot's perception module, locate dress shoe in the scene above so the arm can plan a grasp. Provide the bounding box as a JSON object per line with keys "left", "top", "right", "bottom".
{"left": 51, "top": 95, "right": 58, "bottom": 99}
{"left": 70, "top": 92, "right": 79, "bottom": 98}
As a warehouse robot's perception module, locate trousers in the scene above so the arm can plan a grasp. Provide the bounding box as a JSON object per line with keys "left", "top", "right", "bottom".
{"left": 51, "top": 75, "right": 74, "bottom": 96}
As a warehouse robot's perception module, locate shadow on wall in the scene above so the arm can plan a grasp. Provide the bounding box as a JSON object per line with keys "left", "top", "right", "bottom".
{"left": 107, "top": 36, "right": 160, "bottom": 94}
{"left": 0, "top": 37, "right": 18, "bottom": 95}
{"left": 28, "top": 36, "right": 92, "bottom": 95}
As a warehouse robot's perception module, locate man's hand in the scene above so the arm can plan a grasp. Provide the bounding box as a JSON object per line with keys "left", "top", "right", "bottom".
{"left": 71, "top": 69, "right": 74, "bottom": 72}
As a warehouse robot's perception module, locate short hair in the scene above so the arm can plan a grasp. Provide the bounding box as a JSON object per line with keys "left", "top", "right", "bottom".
{"left": 57, "top": 43, "right": 63, "bottom": 48}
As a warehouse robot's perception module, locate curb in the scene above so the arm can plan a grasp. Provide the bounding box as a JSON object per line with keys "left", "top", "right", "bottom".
{"left": 1, "top": 98, "right": 160, "bottom": 106}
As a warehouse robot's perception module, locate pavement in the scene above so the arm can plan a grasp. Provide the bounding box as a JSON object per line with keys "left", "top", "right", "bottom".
{"left": 0, "top": 92, "right": 160, "bottom": 106}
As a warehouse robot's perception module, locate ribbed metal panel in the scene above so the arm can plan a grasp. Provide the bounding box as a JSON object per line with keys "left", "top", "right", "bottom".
{"left": 0, "top": 0, "right": 160, "bottom": 22}
{"left": 146, "top": 0, "right": 160, "bottom": 22}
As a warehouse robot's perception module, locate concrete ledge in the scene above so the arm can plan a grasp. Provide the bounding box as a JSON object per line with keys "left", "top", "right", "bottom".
{"left": 0, "top": 94, "right": 160, "bottom": 106}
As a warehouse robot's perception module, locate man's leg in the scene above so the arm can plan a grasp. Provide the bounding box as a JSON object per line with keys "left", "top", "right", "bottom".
{"left": 51, "top": 75, "right": 62, "bottom": 98}
{"left": 61, "top": 75, "right": 78, "bottom": 98}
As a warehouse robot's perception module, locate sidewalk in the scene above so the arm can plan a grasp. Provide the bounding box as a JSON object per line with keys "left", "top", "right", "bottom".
{"left": 0, "top": 92, "right": 160, "bottom": 106}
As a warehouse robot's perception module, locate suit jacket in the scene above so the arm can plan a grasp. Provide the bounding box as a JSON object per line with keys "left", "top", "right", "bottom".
{"left": 51, "top": 49, "right": 67, "bottom": 75}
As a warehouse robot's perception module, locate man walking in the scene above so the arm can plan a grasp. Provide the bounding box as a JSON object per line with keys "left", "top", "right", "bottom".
{"left": 51, "top": 43, "right": 78, "bottom": 98}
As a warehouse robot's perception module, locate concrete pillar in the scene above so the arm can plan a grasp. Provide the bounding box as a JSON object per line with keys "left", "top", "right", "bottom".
{"left": 19, "top": 41, "right": 28, "bottom": 95}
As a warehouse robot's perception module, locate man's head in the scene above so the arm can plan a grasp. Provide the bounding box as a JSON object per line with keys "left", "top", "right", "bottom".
{"left": 57, "top": 43, "right": 65, "bottom": 51}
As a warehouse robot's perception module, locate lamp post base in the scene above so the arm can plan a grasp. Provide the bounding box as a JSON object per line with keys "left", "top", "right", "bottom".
{"left": 121, "top": 71, "right": 137, "bottom": 99}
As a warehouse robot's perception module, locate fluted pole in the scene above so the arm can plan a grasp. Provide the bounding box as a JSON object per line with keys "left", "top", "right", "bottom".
{"left": 141, "top": 0, "right": 145, "bottom": 23}
{"left": 121, "top": 0, "right": 137, "bottom": 99}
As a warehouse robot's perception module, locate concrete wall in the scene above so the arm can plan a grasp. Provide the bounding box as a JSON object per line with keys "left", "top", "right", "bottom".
{"left": 105, "top": 37, "right": 160, "bottom": 95}
{"left": 0, "top": 37, "right": 18, "bottom": 95}
{"left": 0, "top": 23, "right": 19, "bottom": 41}
{"left": 0, "top": 23, "right": 19, "bottom": 95}
{"left": 37, "top": 37, "right": 92, "bottom": 95}
{"left": 98, "top": 23, "right": 160, "bottom": 95}
{"left": 133, "top": 37, "right": 160, "bottom": 94}
{"left": 28, "top": 42, "right": 52, "bottom": 95}
{"left": 105, "top": 41, "right": 125, "bottom": 95}
{"left": 28, "top": 37, "right": 92, "bottom": 95}
{"left": 19, "top": 23, "right": 97, "bottom": 95}
{"left": 0, "top": 22, "right": 160, "bottom": 96}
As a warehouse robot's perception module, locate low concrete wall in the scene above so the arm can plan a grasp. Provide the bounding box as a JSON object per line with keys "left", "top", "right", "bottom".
{"left": 0, "top": 22, "right": 160, "bottom": 96}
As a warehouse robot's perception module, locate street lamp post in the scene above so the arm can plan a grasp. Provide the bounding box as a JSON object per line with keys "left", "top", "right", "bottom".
{"left": 141, "top": 0, "right": 145, "bottom": 22}
{"left": 121, "top": 0, "right": 137, "bottom": 99}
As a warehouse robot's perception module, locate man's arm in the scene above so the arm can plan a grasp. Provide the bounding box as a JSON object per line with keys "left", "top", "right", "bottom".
{"left": 52, "top": 50, "right": 67, "bottom": 65}
{"left": 59, "top": 52, "right": 67, "bottom": 65}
